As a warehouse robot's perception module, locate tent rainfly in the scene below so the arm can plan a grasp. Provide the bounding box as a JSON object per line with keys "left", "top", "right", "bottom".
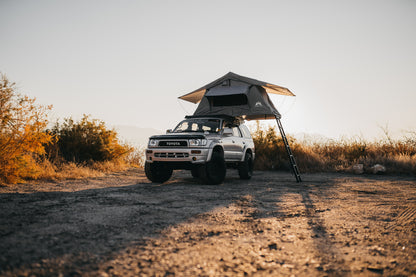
{"left": 178, "top": 72, "right": 295, "bottom": 120}
{"left": 179, "top": 72, "right": 302, "bottom": 182}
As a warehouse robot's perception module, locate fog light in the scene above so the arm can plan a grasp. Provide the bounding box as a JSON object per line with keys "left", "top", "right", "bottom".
{"left": 192, "top": 157, "right": 197, "bottom": 161}
{"left": 149, "top": 157, "right": 152, "bottom": 161}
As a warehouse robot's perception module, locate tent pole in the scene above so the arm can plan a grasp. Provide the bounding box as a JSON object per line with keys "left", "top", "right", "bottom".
{"left": 275, "top": 116, "right": 302, "bottom": 182}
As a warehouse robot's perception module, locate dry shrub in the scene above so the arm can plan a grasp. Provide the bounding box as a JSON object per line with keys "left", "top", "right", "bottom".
{"left": 124, "top": 147, "right": 145, "bottom": 168}
{"left": 0, "top": 73, "right": 53, "bottom": 184}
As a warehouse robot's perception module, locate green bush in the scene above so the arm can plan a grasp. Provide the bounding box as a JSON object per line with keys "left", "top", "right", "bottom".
{"left": 49, "top": 115, "right": 131, "bottom": 163}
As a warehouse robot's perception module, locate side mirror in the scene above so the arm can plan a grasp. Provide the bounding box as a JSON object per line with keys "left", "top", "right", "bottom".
{"left": 223, "top": 128, "right": 233, "bottom": 136}
{"left": 166, "top": 129, "right": 173, "bottom": 134}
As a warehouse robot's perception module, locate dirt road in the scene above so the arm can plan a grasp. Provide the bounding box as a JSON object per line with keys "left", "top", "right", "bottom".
{"left": 1, "top": 169, "right": 415, "bottom": 276}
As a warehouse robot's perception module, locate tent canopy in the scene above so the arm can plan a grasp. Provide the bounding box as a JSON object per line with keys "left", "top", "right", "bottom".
{"left": 178, "top": 72, "right": 295, "bottom": 120}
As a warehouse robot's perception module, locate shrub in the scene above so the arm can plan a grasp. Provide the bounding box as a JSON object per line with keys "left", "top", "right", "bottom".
{"left": 0, "top": 73, "right": 53, "bottom": 183}
{"left": 251, "top": 122, "right": 291, "bottom": 171}
{"left": 49, "top": 115, "right": 131, "bottom": 164}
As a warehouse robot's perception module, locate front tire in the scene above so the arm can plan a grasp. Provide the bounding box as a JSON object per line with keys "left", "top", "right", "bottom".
{"left": 191, "top": 167, "right": 200, "bottom": 179}
{"left": 199, "top": 152, "right": 226, "bottom": 185}
{"left": 145, "top": 162, "right": 173, "bottom": 183}
{"left": 238, "top": 152, "right": 253, "bottom": 180}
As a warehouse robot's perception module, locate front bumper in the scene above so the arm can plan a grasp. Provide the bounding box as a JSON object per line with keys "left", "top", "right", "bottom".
{"left": 146, "top": 147, "right": 210, "bottom": 164}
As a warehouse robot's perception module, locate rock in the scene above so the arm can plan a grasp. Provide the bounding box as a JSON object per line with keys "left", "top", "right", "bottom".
{"left": 367, "top": 266, "right": 384, "bottom": 274}
{"left": 368, "top": 245, "right": 386, "bottom": 256}
{"left": 352, "top": 164, "right": 364, "bottom": 174}
{"left": 371, "top": 164, "right": 386, "bottom": 174}
{"left": 268, "top": 243, "right": 278, "bottom": 250}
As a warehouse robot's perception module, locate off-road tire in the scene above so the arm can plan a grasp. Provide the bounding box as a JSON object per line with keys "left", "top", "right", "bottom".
{"left": 199, "top": 152, "right": 226, "bottom": 185}
{"left": 191, "top": 167, "right": 200, "bottom": 179}
{"left": 238, "top": 152, "right": 253, "bottom": 180}
{"left": 145, "top": 162, "right": 173, "bottom": 183}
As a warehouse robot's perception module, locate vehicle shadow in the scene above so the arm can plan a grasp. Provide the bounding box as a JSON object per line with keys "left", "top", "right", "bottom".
{"left": 0, "top": 171, "right": 254, "bottom": 274}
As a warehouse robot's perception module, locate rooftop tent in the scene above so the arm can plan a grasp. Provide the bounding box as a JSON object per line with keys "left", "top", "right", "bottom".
{"left": 178, "top": 72, "right": 295, "bottom": 120}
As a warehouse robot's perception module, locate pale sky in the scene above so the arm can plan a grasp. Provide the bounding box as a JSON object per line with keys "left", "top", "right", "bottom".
{"left": 1, "top": 0, "right": 415, "bottom": 140}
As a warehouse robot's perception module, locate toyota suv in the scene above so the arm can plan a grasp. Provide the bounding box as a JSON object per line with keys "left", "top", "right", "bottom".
{"left": 145, "top": 115, "right": 255, "bottom": 184}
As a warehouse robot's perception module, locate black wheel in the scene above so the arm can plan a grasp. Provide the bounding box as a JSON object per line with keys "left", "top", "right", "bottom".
{"left": 199, "top": 151, "right": 226, "bottom": 185}
{"left": 191, "top": 167, "right": 200, "bottom": 179}
{"left": 145, "top": 162, "right": 173, "bottom": 183}
{"left": 238, "top": 152, "right": 253, "bottom": 180}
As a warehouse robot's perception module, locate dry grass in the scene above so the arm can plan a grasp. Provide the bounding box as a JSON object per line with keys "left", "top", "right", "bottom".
{"left": 124, "top": 147, "right": 145, "bottom": 168}
{"left": 25, "top": 157, "right": 140, "bottom": 182}
{"left": 33, "top": 160, "right": 103, "bottom": 181}
{"left": 252, "top": 124, "right": 416, "bottom": 175}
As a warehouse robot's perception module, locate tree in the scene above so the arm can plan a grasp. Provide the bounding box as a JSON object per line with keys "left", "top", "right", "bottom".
{"left": 0, "top": 73, "right": 53, "bottom": 183}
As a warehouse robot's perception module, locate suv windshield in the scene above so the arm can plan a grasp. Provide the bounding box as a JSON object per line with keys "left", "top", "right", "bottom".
{"left": 173, "top": 118, "right": 221, "bottom": 133}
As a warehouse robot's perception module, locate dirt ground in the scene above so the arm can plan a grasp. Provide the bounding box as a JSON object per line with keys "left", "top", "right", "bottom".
{"left": 0, "top": 169, "right": 415, "bottom": 276}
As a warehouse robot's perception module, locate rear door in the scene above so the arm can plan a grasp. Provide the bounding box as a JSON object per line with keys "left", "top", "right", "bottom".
{"left": 222, "top": 126, "right": 244, "bottom": 161}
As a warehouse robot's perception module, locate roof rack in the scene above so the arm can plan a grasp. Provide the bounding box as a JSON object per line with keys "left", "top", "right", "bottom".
{"left": 184, "top": 114, "right": 244, "bottom": 125}
{"left": 185, "top": 114, "right": 236, "bottom": 120}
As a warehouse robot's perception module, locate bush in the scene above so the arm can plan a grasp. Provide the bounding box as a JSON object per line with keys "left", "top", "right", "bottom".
{"left": 251, "top": 123, "right": 286, "bottom": 170}
{"left": 49, "top": 115, "right": 131, "bottom": 164}
{"left": 0, "top": 73, "right": 53, "bottom": 183}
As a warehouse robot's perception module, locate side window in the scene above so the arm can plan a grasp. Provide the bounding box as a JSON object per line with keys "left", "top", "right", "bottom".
{"left": 240, "top": 125, "right": 252, "bottom": 138}
{"left": 232, "top": 126, "right": 242, "bottom": 137}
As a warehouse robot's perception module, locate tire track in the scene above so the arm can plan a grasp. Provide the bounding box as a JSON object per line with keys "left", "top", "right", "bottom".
{"left": 387, "top": 207, "right": 416, "bottom": 232}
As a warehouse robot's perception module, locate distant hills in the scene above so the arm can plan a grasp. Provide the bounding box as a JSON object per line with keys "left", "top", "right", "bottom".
{"left": 113, "top": 125, "right": 163, "bottom": 147}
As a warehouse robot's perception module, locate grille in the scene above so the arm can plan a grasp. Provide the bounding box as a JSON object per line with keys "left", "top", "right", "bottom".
{"left": 154, "top": 152, "right": 189, "bottom": 158}
{"left": 158, "top": 140, "right": 188, "bottom": 147}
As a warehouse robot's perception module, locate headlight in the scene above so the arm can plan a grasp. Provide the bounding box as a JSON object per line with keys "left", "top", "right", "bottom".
{"left": 188, "top": 139, "right": 207, "bottom": 146}
{"left": 148, "top": 139, "right": 158, "bottom": 147}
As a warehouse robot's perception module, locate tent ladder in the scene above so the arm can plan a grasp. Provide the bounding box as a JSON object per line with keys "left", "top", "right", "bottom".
{"left": 275, "top": 116, "right": 302, "bottom": 182}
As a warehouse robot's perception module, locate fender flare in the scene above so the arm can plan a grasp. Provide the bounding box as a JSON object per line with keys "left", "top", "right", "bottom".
{"left": 240, "top": 147, "right": 254, "bottom": 162}
{"left": 207, "top": 144, "right": 224, "bottom": 162}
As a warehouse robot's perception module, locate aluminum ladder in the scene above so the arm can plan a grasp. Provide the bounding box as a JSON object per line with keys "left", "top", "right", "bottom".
{"left": 275, "top": 116, "right": 302, "bottom": 182}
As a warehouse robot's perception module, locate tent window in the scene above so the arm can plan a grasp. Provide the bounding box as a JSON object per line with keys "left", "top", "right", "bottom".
{"left": 211, "top": 94, "right": 248, "bottom": 107}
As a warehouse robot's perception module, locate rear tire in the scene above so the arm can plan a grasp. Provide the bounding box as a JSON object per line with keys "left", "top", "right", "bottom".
{"left": 199, "top": 152, "right": 226, "bottom": 185}
{"left": 145, "top": 162, "right": 173, "bottom": 183}
{"left": 238, "top": 152, "right": 253, "bottom": 180}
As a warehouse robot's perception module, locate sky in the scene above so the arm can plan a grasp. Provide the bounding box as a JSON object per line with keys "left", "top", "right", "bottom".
{"left": 1, "top": 0, "right": 415, "bottom": 140}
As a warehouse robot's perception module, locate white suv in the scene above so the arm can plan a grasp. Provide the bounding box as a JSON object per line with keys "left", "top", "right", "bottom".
{"left": 145, "top": 115, "right": 255, "bottom": 184}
